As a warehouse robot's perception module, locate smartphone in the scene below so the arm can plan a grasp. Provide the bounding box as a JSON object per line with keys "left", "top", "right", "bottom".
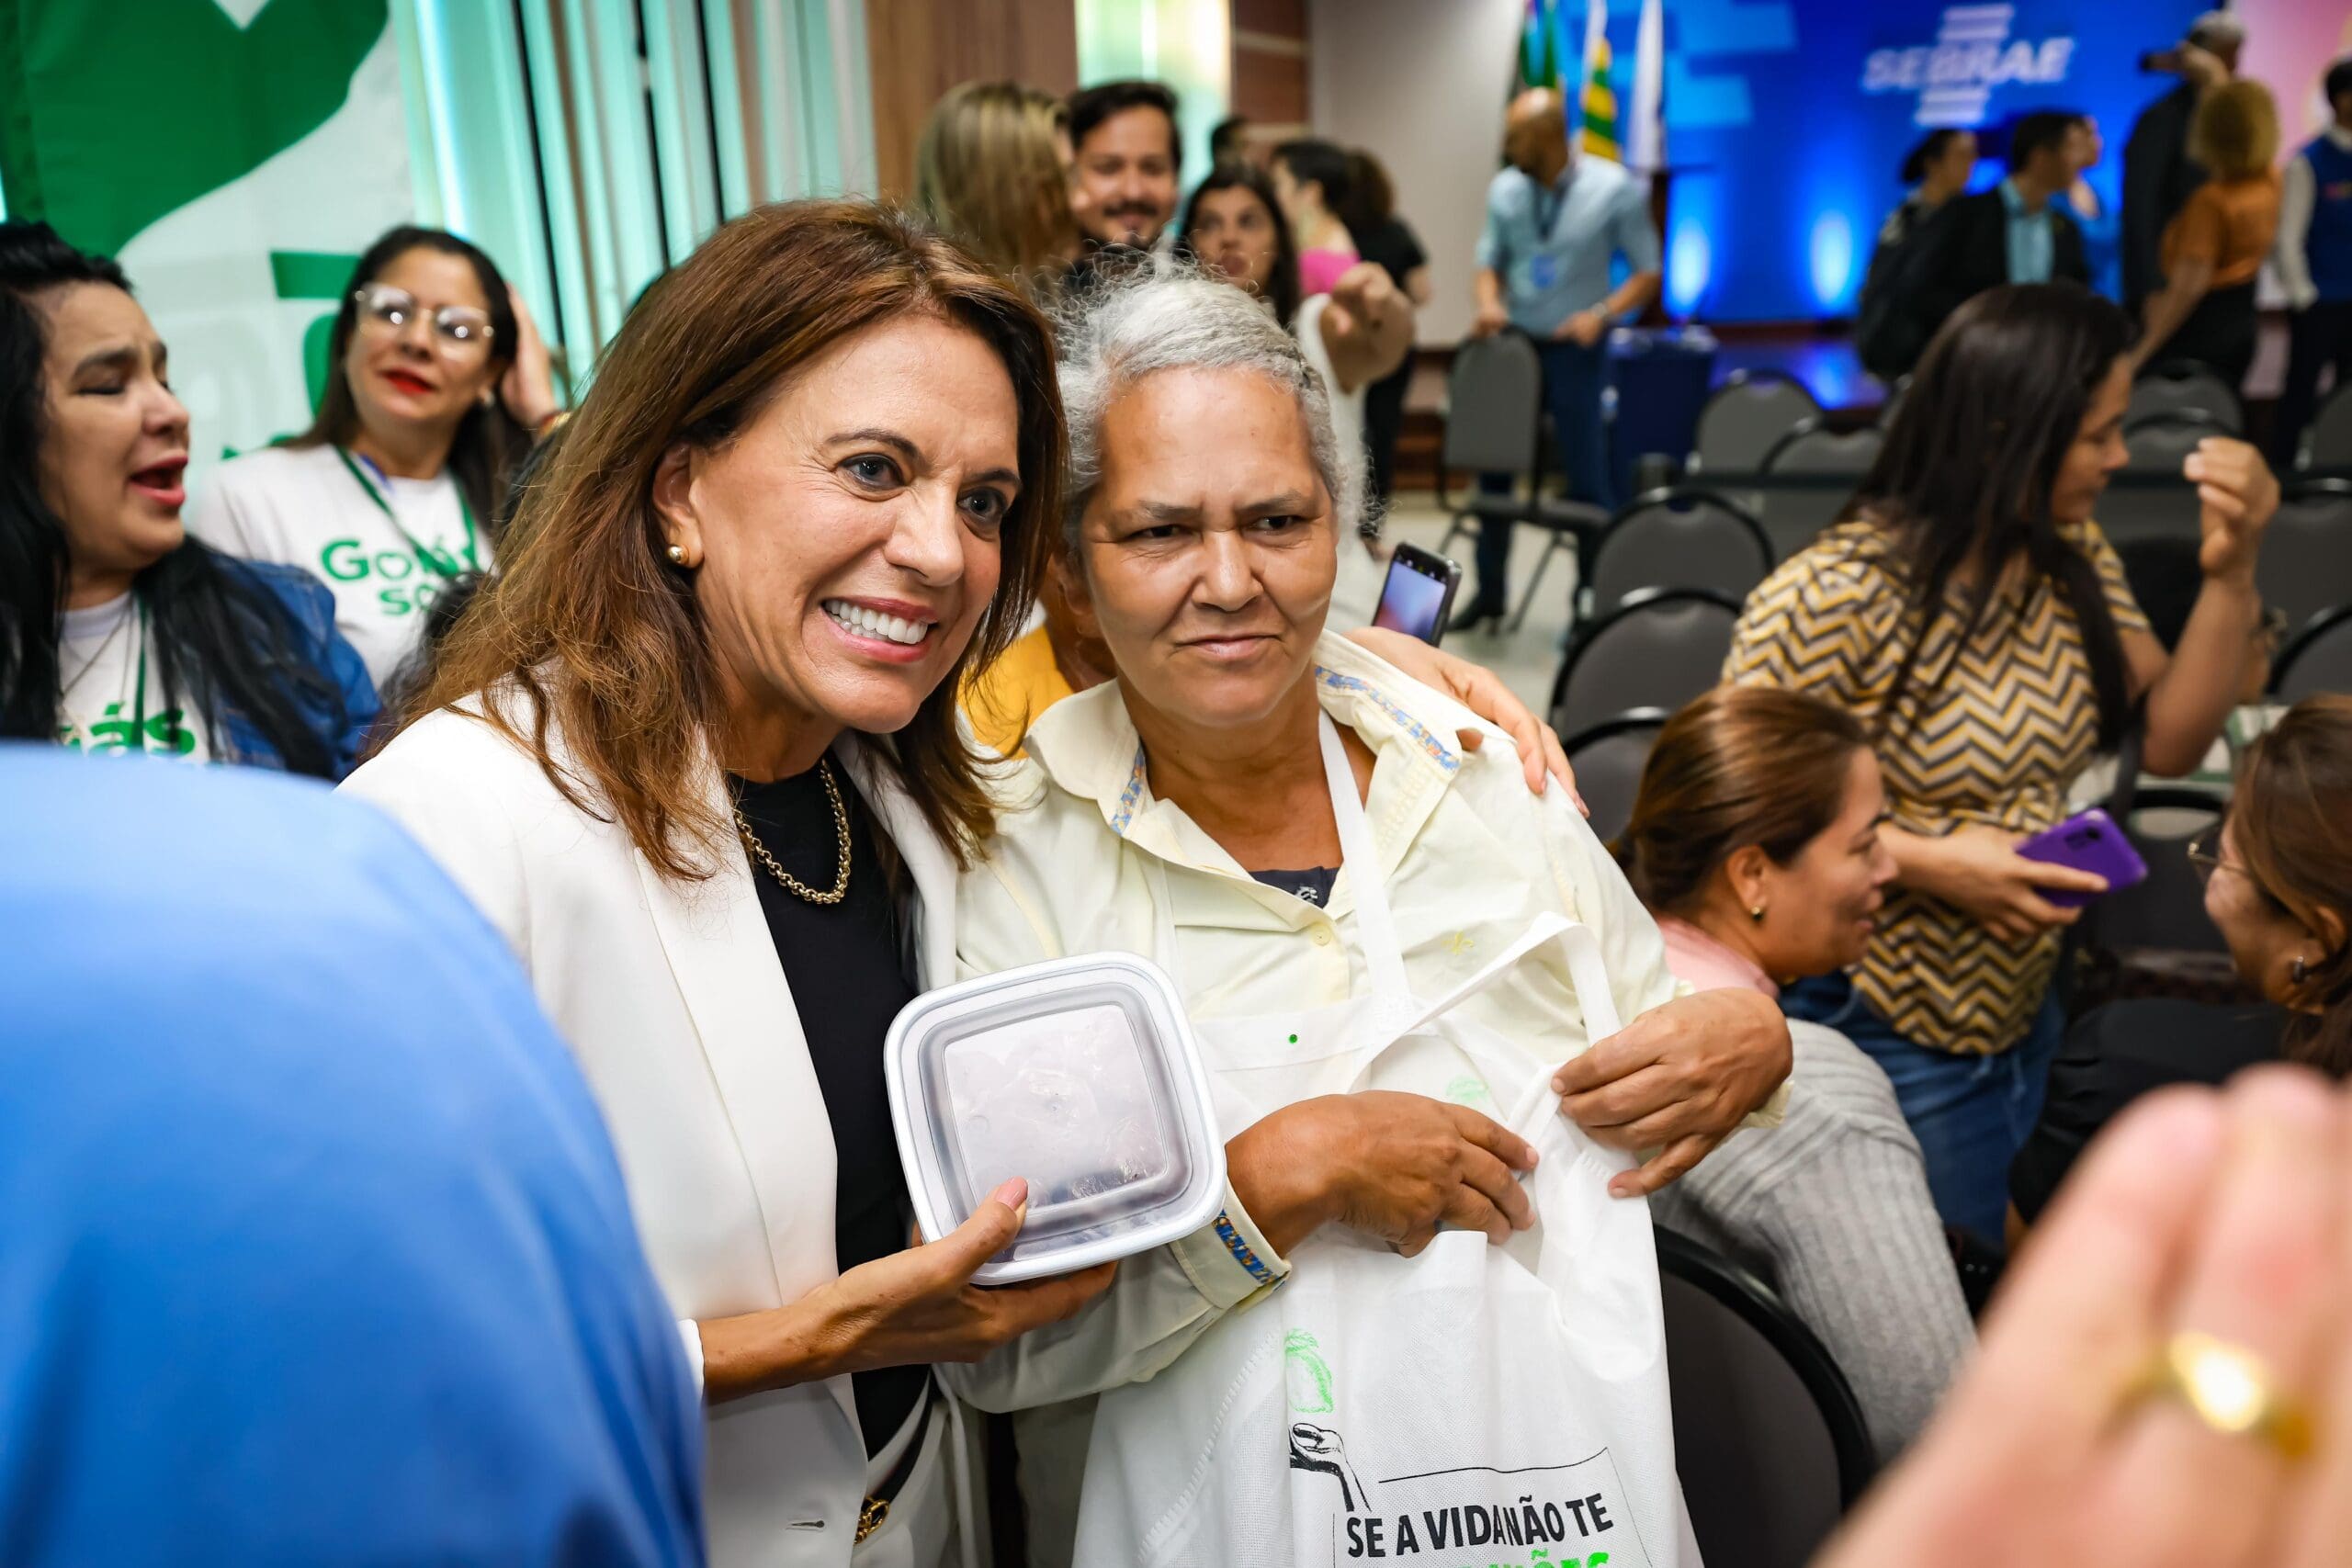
{"left": 2017, "top": 808, "right": 2150, "bottom": 908}
{"left": 1372, "top": 544, "right": 1462, "bottom": 647}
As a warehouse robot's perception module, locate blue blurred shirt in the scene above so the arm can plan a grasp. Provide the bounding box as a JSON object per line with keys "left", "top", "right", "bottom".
{"left": 1476, "top": 156, "right": 1663, "bottom": 334}
{"left": 0, "top": 749, "right": 705, "bottom": 1567}
{"left": 2000, "top": 176, "right": 2057, "bottom": 285}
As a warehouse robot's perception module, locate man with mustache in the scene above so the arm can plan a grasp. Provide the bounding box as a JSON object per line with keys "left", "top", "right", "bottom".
{"left": 1065, "top": 79, "right": 1183, "bottom": 293}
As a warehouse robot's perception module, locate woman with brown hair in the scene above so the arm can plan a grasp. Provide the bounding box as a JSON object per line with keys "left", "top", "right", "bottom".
{"left": 340, "top": 198, "right": 1579, "bottom": 1568}
{"left": 2013, "top": 695, "right": 2352, "bottom": 1230}
{"left": 341, "top": 200, "right": 1111, "bottom": 1568}
{"left": 2131, "top": 79, "right": 2283, "bottom": 386}
{"left": 1616, "top": 685, "right": 1969, "bottom": 1461}
{"left": 915, "top": 81, "right": 1084, "bottom": 301}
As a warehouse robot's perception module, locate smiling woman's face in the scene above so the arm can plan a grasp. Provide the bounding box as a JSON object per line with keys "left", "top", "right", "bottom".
{"left": 1065, "top": 365, "right": 1336, "bottom": 736}
{"left": 651, "top": 312, "right": 1021, "bottom": 753}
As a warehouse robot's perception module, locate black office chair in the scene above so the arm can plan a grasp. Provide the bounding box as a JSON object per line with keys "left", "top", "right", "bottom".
{"left": 1586, "top": 489, "right": 1774, "bottom": 615}
{"left": 2303, "top": 379, "right": 2352, "bottom": 473}
{"left": 1761, "top": 419, "right": 1883, "bottom": 478}
{"left": 1434, "top": 332, "right": 1610, "bottom": 631}
{"left": 1657, "top": 1228, "right": 1875, "bottom": 1568}
{"left": 2127, "top": 364, "right": 2244, "bottom": 433}
{"left": 1549, "top": 588, "right": 1741, "bottom": 738}
{"left": 2275, "top": 604, "right": 2352, "bottom": 701}
{"left": 2258, "top": 481, "right": 2352, "bottom": 638}
{"left": 1692, "top": 370, "right": 1821, "bottom": 475}
{"left": 2123, "top": 411, "right": 2233, "bottom": 476}
{"left": 1561, "top": 710, "right": 1669, "bottom": 843}
{"left": 2090, "top": 785, "right": 2230, "bottom": 956}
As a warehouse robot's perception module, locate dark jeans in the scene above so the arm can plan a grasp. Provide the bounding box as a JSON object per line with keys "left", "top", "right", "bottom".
{"left": 2275, "top": 299, "right": 2352, "bottom": 469}
{"left": 1468, "top": 337, "right": 1614, "bottom": 614}
{"left": 1781, "top": 972, "right": 2064, "bottom": 1251}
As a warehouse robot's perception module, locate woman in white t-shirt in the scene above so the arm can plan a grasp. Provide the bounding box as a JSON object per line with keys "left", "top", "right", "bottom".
{"left": 187, "top": 226, "right": 560, "bottom": 687}
{"left": 1, "top": 221, "right": 376, "bottom": 776}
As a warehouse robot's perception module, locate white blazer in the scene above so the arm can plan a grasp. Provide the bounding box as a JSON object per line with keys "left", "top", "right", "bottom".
{"left": 341, "top": 700, "right": 970, "bottom": 1568}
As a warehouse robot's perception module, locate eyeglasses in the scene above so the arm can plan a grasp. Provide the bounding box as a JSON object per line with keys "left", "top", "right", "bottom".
{"left": 2185, "top": 822, "right": 2247, "bottom": 888}
{"left": 353, "top": 284, "right": 494, "bottom": 355}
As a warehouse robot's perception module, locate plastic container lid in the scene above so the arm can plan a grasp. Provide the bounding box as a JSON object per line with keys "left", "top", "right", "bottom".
{"left": 886, "top": 953, "right": 1227, "bottom": 1284}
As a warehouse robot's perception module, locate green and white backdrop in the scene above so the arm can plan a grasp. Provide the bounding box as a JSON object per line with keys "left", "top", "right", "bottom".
{"left": 0, "top": 0, "right": 879, "bottom": 489}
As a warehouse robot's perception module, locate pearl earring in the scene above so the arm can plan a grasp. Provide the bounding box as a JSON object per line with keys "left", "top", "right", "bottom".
{"left": 666, "top": 544, "right": 687, "bottom": 566}
{"left": 1748, "top": 904, "right": 1767, "bottom": 923}
{"left": 2291, "top": 956, "right": 2311, "bottom": 985}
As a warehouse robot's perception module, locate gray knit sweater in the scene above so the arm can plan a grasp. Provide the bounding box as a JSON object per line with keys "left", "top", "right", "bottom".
{"left": 1651, "top": 1019, "right": 1973, "bottom": 1461}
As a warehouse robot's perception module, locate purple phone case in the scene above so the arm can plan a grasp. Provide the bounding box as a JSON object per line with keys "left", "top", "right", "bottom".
{"left": 2016, "top": 808, "right": 2149, "bottom": 908}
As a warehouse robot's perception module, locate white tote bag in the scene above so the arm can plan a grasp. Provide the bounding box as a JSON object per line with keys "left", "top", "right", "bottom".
{"left": 1076, "top": 768, "right": 1695, "bottom": 1568}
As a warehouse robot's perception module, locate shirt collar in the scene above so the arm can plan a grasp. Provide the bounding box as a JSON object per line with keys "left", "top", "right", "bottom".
{"left": 1656, "top": 915, "right": 1780, "bottom": 999}
{"left": 2327, "top": 125, "right": 2352, "bottom": 152}
{"left": 1999, "top": 177, "right": 2029, "bottom": 216}
{"left": 1022, "top": 628, "right": 1468, "bottom": 884}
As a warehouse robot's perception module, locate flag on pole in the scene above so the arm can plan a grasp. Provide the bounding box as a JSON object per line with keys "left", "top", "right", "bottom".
{"left": 1519, "top": 0, "right": 1561, "bottom": 91}
{"left": 1578, "top": 0, "right": 1620, "bottom": 161}
{"left": 1627, "top": 0, "right": 1665, "bottom": 174}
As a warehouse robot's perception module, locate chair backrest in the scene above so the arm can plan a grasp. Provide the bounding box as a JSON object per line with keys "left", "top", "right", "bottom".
{"left": 1733, "top": 479, "right": 1857, "bottom": 562}
{"left": 2127, "top": 367, "right": 2244, "bottom": 433}
{"left": 1589, "top": 489, "right": 1775, "bottom": 613}
{"left": 1762, "top": 420, "right": 1884, "bottom": 477}
{"left": 1657, "top": 1228, "right": 1874, "bottom": 1568}
{"left": 1692, "top": 371, "right": 1821, "bottom": 475}
{"left": 1561, "top": 710, "right": 1669, "bottom": 843}
{"left": 2093, "top": 478, "right": 2204, "bottom": 548}
{"left": 2124, "top": 411, "right": 2231, "bottom": 476}
{"left": 2086, "top": 786, "right": 2229, "bottom": 955}
{"left": 2276, "top": 606, "right": 2352, "bottom": 702}
{"left": 1441, "top": 331, "right": 1544, "bottom": 477}
{"left": 1549, "top": 588, "right": 1742, "bottom": 737}
{"left": 2259, "top": 482, "right": 2352, "bottom": 637}
{"left": 2306, "top": 380, "right": 2352, "bottom": 472}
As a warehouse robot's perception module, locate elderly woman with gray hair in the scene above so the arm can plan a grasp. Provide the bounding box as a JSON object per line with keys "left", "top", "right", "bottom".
{"left": 944, "top": 266, "right": 1791, "bottom": 1565}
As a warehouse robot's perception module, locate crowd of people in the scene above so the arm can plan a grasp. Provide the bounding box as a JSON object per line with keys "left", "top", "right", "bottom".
{"left": 1862, "top": 12, "right": 2352, "bottom": 469}
{"left": 5, "top": 43, "right": 2352, "bottom": 1568}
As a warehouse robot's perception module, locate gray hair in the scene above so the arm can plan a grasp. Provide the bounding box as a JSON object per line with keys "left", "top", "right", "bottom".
{"left": 1054, "top": 260, "right": 1365, "bottom": 553}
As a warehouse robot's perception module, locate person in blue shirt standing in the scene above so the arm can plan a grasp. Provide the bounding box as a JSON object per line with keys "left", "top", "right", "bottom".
{"left": 0, "top": 748, "right": 706, "bottom": 1567}
{"left": 2057, "top": 114, "right": 2124, "bottom": 302}
{"left": 2273, "top": 57, "right": 2352, "bottom": 469}
{"left": 1455, "top": 87, "right": 1661, "bottom": 634}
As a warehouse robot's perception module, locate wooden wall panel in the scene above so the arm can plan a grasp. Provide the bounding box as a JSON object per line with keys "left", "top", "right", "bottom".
{"left": 864, "top": 0, "right": 1080, "bottom": 200}
{"left": 1229, "top": 0, "right": 1309, "bottom": 141}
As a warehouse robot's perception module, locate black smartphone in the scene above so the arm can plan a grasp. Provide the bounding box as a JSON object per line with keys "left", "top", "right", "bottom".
{"left": 1372, "top": 543, "right": 1463, "bottom": 647}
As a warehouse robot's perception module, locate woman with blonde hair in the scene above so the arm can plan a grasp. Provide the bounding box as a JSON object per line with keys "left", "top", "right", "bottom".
{"left": 2132, "top": 79, "right": 2282, "bottom": 386}
{"left": 915, "top": 82, "right": 1082, "bottom": 300}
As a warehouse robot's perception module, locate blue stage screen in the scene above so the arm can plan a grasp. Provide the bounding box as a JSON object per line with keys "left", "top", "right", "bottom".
{"left": 1633, "top": 0, "right": 2211, "bottom": 321}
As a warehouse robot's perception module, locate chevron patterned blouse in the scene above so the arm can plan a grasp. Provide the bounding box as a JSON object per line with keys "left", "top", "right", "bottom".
{"left": 1724, "top": 517, "right": 2151, "bottom": 1055}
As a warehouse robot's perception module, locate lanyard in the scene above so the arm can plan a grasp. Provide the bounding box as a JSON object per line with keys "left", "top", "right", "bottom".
{"left": 334, "top": 446, "right": 481, "bottom": 577}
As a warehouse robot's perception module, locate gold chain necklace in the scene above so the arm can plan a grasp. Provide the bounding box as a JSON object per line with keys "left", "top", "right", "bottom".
{"left": 733, "top": 757, "right": 852, "bottom": 906}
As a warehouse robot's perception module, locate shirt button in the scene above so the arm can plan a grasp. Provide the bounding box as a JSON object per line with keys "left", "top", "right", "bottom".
{"left": 1312, "top": 927, "right": 1334, "bottom": 947}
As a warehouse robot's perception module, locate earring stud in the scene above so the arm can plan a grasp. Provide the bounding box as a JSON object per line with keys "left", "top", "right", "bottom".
{"left": 1748, "top": 904, "right": 1766, "bottom": 923}
{"left": 666, "top": 544, "right": 687, "bottom": 566}
{"left": 2292, "top": 956, "right": 2311, "bottom": 985}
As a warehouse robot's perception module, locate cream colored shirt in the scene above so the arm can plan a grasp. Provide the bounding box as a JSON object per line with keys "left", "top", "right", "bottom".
{"left": 947, "top": 631, "right": 1776, "bottom": 1562}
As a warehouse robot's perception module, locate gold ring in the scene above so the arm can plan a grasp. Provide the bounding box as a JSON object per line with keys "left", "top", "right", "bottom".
{"left": 2128, "top": 1330, "right": 2315, "bottom": 1461}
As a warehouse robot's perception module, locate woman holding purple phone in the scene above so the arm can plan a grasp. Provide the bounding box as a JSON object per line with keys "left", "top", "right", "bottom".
{"left": 1724, "top": 282, "right": 2278, "bottom": 1249}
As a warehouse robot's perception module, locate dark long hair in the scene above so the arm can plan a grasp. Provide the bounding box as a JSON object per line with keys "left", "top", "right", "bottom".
{"left": 0, "top": 221, "right": 343, "bottom": 776}
{"left": 287, "top": 226, "right": 528, "bottom": 536}
{"left": 1849, "top": 283, "right": 2134, "bottom": 750}
{"left": 1181, "top": 163, "right": 1303, "bottom": 326}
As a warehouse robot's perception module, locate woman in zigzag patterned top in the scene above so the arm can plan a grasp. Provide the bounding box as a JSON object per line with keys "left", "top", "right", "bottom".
{"left": 1724, "top": 282, "right": 2278, "bottom": 1253}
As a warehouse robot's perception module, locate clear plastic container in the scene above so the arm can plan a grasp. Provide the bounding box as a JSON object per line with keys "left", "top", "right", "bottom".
{"left": 886, "top": 953, "right": 1227, "bottom": 1283}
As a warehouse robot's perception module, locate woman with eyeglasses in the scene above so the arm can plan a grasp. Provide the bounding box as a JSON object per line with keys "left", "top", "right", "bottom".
{"left": 187, "top": 226, "right": 559, "bottom": 686}
{"left": 2009, "top": 695, "right": 2352, "bottom": 1236}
